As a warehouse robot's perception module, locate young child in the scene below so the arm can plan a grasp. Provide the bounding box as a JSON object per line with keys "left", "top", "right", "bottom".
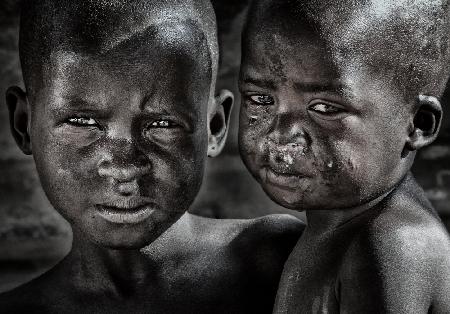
{"left": 239, "top": 0, "right": 450, "bottom": 312}
{"left": 0, "top": 0, "right": 305, "bottom": 313}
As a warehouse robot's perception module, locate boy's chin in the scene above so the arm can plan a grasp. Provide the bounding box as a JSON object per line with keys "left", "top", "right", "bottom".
{"left": 80, "top": 212, "right": 184, "bottom": 250}
{"left": 262, "top": 184, "right": 309, "bottom": 211}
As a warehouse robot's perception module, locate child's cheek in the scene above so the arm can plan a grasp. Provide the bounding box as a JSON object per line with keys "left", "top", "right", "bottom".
{"left": 310, "top": 118, "right": 369, "bottom": 199}
{"left": 239, "top": 105, "right": 268, "bottom": 170}
{"left": 240, "top": 102, "right": 273, "bottom": 145}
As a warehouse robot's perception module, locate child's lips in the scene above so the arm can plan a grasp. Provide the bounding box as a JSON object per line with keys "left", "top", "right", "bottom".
{"left": 95, "top": 198, "right": 156, "bottom": 224}
{"left": 260, "top": 166, "right": 310, "bottom": 190}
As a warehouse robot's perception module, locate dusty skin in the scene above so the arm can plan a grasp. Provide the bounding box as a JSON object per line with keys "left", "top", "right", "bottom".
{"left": 239, "top": 0, "right": 450, "bottom": 313}
{"left": 0, "top": 0, "right": 305, "bottom": 313}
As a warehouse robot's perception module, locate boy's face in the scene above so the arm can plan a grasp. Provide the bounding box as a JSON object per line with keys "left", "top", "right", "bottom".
{"left": 27, "top": 23, "right": 212, "bottom": 248}
{"left": 239, "top": 29, "right": 411, "bottom": 210}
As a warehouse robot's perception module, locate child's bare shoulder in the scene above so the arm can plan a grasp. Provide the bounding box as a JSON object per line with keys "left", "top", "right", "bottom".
{"left": 339, "top": 185, "right": 450, "bottom": 312}
{"left": 187, "top": 213, "right": 304, "bottom": 248}
{"left": 361, "top": 186, "right": 450, "bottom": 266}
{"left": 0, "top": 272, "right": 62, "bottom": 314}
{"left": 213, "top": 213, "right": 305, "bottom": 254}
{"left": 158, "top": 213, "right": 305, "bottom": 312}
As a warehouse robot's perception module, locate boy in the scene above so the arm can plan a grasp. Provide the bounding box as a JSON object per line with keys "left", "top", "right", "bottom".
{"left": 0, "top": 0, "right": 305, "bottom": 313}
{"left": 239, "top": 0, "right": 450, "bottom": 312}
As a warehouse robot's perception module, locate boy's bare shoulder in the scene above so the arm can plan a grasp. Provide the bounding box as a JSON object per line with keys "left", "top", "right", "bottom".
{"left": 0, "top": 272, "right": 60, "bottom": 314}
{"left": 196, "top": 213, "right": 305, "bottom": 252}
{"left": 339, "top": 188, "right": 450, "bottom": 312}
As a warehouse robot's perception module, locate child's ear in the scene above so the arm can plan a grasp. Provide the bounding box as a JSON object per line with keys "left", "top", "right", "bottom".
{"left": 6, "top": 86, "right": 32, "bottom": 155}
{"left": 207, "top": 89, "right": 234, "bottom": 157}
{"left": 405, "top": 94, "right": 442, "bottom": 152}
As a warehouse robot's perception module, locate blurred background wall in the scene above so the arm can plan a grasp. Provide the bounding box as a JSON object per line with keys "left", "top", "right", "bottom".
{"left": 0, "top": 0, "right": 449, "bottom": 292}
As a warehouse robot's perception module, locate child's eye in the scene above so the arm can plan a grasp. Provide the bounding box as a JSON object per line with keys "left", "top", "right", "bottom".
{"left": 67, "top": 117, "right": 99, "bottom": 126}
{"left": 249, "top": 95, "right": 275, "bottom": 106}
{"left": 147, "top": 119, "right": 180, "bottom": 129}
{"left": 308, "top": 103, "right": 344, "bottom": 114}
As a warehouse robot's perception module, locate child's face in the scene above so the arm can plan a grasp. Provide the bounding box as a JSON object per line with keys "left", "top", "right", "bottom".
{"left": 28, "top": 23, "right": 212, "bottom": 248}
{"left": 239, "top": 30, "right": 411, "bottom": 210}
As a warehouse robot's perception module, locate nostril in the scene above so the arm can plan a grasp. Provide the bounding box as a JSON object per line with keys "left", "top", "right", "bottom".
{"left": 275, "top": 154, "right": 284, "bottom": 163}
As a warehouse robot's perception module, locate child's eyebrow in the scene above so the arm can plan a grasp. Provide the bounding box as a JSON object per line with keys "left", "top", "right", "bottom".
{"left": 240, "top": 77, "right": 352, "bottom": 97}
{"left": 240, "top": 77, "right": 277, "bottom": 90}
{"left": 293, "top": 82, "right": 351, "bottom": 96}
{"left": 50, "top": 97, "right": 101, "bottom": 111}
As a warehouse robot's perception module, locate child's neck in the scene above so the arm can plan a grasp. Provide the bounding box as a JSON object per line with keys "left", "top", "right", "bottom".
{"left": 60, "top": 214, "right": 194, "bottom": 296}
{"left": 305, "top": 179, "right": 404, "bottom": 235}
{"left": 66, "top": 236, "right": 158, "bottom": 295}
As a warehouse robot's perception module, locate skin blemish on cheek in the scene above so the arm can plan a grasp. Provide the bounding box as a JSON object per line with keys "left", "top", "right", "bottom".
{"left": 271, "top": 142, "right": 308, "bottom": 168}
{"left": 249, "top": 115, "right": 259, "bottom": 125}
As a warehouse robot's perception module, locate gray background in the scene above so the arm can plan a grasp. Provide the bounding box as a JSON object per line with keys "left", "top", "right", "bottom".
{"left": 1, "top": 0, "right": 449, "bottom": 292}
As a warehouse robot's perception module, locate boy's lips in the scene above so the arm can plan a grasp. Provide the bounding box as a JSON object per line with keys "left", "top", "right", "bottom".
{"left": 95, "top": 198, "right": 156, "bottom": 224}
{"left": 260, "top": 167, "right": 310, "bottom": 190}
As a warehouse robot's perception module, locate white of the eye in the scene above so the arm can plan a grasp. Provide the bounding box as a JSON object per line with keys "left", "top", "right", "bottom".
{"left": 312, "top": 103, "right": 337, "bottom": 113}
{"left": 250, "top": 95, "right": 272, "bottom": 104}
{"left": 69, "top": 117, "right": 97, "bottom": 125}
{"left": 150, "top": 120, "right": 170, "bottom": 127}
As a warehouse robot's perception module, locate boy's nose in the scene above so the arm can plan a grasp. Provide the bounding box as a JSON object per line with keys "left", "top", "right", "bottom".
{"left": 267, "top": 113, "right": 311, "bottom": 147}
{"left": 98, "top": 163, "right": 151, "bottom": 182}
{"left": 97, "top": 140, "right": 152, "bottom": 183}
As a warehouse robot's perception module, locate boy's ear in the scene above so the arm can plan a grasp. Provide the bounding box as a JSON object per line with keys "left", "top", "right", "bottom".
{"left": 6, "top": 86, "right": 32, "bottom": 155}
{"left": 405, "top": 94, "right": 442, "bottom": 152}
{"left": 207, "top": 89, "right": 234, "bottom": 157}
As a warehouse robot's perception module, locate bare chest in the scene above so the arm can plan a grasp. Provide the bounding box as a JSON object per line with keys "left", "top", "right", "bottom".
{"left": 273, "top": 234, "right": 353, "bottom": 314}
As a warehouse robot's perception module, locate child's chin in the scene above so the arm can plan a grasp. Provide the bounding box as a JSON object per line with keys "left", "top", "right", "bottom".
{"left": 90, "top": 229, "right": 164, "bottom": 250}
{"left": 262, "top": 184, "right": 308, "bottom": 211}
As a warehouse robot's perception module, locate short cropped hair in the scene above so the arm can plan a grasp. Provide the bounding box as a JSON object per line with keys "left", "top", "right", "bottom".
{"left": 19, "top": 0, "right": 219, "bottom": 97}
{"left": 244, "top": 0, "right": 450, "bottom": 101}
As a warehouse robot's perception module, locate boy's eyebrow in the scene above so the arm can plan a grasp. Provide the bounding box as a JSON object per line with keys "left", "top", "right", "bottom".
{"left": 240, "top": 77, "right": 277, "bottom": 90}
{"left": 50, "top": 97, "right": 101, "bottom": 110}
{"left": 292, "top": 82, "right": 351, "bottom": 96}
{"left": 240, "top": 76, "right": 352, "bottom": 97}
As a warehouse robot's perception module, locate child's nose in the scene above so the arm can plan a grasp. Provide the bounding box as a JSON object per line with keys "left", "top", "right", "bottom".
{"left": 267, "top": 112, "right": 311, "bottom": 147}
{"left": 97, "top": 140, "right": 152, "bottom": 183}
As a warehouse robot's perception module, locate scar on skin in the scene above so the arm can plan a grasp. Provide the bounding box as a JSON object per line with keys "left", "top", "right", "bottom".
{"left": 249, "top": 115, "right": 259, "bottom": 125}
{"left": 275, "top": 143, "right": 308, "bottom": 167}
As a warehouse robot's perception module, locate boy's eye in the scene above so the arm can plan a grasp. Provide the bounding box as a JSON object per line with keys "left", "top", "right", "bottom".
{"left": 147, "top": 119, "right": 180, "bottom": 129}
{"left": 249, "top": 95, "right": 275, "bottom": 105}
{"left": 308, "top": 103, "right": 343, "bottom": 114}
{"left": 67, "top": 117, "right": 98, "bottom": 126}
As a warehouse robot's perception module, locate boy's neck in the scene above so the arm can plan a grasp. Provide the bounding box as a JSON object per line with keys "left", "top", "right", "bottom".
{"left": 304, "top": 174, "right": 411, "bottom": 235}
{"left": 62, "top": 213, "right": 193, "bottom": 296}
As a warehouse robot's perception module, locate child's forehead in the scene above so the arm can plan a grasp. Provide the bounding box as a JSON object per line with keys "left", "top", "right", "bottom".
{"left": 69, "top": 18, "right": 210, "bottom": 62}
{"left": 39, "top": 19, "right": 211, "bottom": 93}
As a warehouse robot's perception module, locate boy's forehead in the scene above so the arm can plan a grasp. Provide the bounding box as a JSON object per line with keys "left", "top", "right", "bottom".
{"left": 39, "top": 19, "right": 212, "bottom": 96}
{"left": 66, "top": 16, "right": 210, "bottom": 61}
{"left": 245, "top": 0, "right": 450, "bottom": 97}
{"left": 242, "top": 29, "right": 404, "bottom": 109}
{"left": 244, "top": 31, "right": 339, "bottom": 84}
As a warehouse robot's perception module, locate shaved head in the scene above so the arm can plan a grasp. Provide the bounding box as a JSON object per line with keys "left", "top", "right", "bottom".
{"left": 244, "top": 0, "right": 450, "bottom": 101}
{"left": 19, "top": 0, "right": 218, "bottom": 97}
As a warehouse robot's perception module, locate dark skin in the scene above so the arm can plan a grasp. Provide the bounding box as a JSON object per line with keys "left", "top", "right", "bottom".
{"left": 239, "top": 1, "right": 450, "bottom": 312}
{"left": 0, "top": 1, "right": 305, "bottom": 313}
